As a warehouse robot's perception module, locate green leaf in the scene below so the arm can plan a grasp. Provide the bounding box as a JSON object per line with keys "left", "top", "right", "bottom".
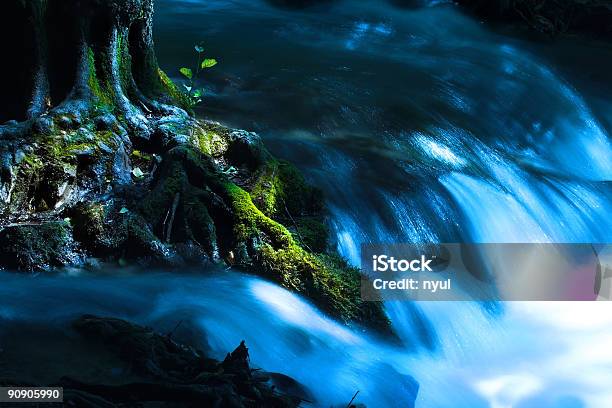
{"left": 201, "top": 58, "right": 218, "bottom": 69}
{"left": 179, "top": 67, "right": 193, "bottom": 79}
{"left": 132, "top": 167, "right": 145, "bottom": 178}
{"left": 119, "top": 207, "right": 129, "bottom": 214}
{"left": 195, "top": 44, "right": 204, "bottom": 53}
{"left": 193, "top": 89, "right": 203, "bottom": 98}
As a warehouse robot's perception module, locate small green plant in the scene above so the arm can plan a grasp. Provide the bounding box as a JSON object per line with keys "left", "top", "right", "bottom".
{"left": 179, "top": 42, "right": 218, "bottom": 107}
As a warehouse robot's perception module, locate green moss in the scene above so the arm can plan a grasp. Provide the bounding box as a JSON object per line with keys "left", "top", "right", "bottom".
{"left": 292, "top": 217, "right": 329, "bottom": 253}
{"left": 87, "top": 48, "right": 113, "bottom": 110}
{"left": 249, "top": 161, "right": 281, "bottom": 217}
{"left": 247, "top": 158, "right": 328, "bottom": 252}
{"left": 131, "top": 150, "right": 152, "bottom": 161}
{"left": 116, "top": 30, "right": 131, "bottom": 89}
{"left": 193, "top": 129, "right": 226, "bottom": 157}
{"left": 223, "top": 182, "right": 293, "bottom": 247}
{"left": 221, "top": 181, "right": 384, "bottom": 328}
{"left": 157, "top": 69, "right": 193, "bottom": 114}
{"left": 258, "top": 244, "right": 388, "bottom": 327}
{"left": 6, "top": 127, "right": 126, "bottom": 216}
{"left": 139, "top": 160, "right": 186, "bottom": 223}
{"left": 250, "top": 160, "right": 323, "bottom": 219}
{"left": 70, "top": 202, "right": 129, "bottom": 256}
{"left": 191, "top": 122, "right": 231, "bottom": 157}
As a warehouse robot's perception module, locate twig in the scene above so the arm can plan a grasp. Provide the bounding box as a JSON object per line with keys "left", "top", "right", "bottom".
{"left": 280, "top": 197, "right": 313, "bottom": 253}
{"left": 163, "top": 192, "right": 181, "bottom": 243}
{"left": 346, "top": 390, "right": 359, "bottom": 408}
{"left": 166, "top": 320, "right": 183, "bottom": 340}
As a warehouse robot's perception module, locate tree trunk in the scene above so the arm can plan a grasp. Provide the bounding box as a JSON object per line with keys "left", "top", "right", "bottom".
{"left": 0, "top": 0, "right": 183, "bottom": 135}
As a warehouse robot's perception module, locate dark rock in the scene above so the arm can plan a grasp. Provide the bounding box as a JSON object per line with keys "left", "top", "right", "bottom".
{"left": 226, "top": 130, "right": 271, "bottom": 171}
{"left": 56, "top": 115, "right": 74, "bottom": 130}
{"left": 264, "top": 372, "right": 316, "bottom": 403}
{"left": 69, "top": 202, "right": 128, "bottom": 257}
{"left": 174, "top": 240, "right": 213, "bottom": 265}
{"left": 0, "top": 221, "right": 80, "bottom": 271}
{"left": 73, "top": 315, "right": 214, "bottom": 381}
{"left": 94, "top": 114, "right": 120, "bottom": 132}
{"left": 65, "top": 315, "right": 302, "bottom": 407}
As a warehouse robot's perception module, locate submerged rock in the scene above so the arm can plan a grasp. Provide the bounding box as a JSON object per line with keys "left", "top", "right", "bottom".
{"left": 1, "top": 315, "right": 303, "bottom": 407}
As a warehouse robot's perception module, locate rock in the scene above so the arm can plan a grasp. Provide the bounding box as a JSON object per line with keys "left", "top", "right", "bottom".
{"left": 65, "top": 315, "right": 302, "bottom": 407}
{"left": 56, "top": 115, "right": 74, "bottom": 130}
{"left": 69, "top": 203, "right": 128, "bottom": 257}
{"left": 264, "top": 372, "right": 316, "bottom": 403}
{"left": 226, "top": 130, "right": 271, "bottom": 170}
{"left": 0, "top": 221, "right": 81, "bottom": 271}
{"left": 94, "top": 114, "right": 120, "bottom": 132}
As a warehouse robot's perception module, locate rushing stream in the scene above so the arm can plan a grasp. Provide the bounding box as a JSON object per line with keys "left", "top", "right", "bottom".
{"left": 2, "top": 1, "right": 611, "bottom": 407}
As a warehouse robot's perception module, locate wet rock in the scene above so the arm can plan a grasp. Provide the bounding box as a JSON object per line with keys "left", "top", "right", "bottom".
{"left": 0, "top": 112, "right": 389, "bottom": 331}
{"left": 56, "top": 115, "right": 74, "bottom": 130}
{"left": 174, "top": 240, "right": 213, "bottom": 265}
{"left": 69, "top": 202, "right": 128, "bottom": 257}
{"left": 263, "top": 372, "right": 315, "bottom": 403}
{"left": 65, "top": 315, "right": 302, "bottom": 407}
{"left": 0, "top": 221, "right": 80, "bottom": 271}
{"left": 154, "top": 116, "right": 194, "bottom": 150}
{"left": 94, "top": 114, "right": 120, "bottom": 132}
{"left": 226, "top": 130, "right": 271, "bottom": 170}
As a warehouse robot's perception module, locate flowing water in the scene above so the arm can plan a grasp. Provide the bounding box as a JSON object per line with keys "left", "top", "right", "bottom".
{"left": 2, "top": 1, "right": 612, "bottom": 407}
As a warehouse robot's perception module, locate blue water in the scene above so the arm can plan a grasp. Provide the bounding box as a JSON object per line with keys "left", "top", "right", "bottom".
{"left": 152, "top": 1, "right": 612, "bottom": 406}
{"left": 2, "top": 1, "right": 612, "bottom": 407}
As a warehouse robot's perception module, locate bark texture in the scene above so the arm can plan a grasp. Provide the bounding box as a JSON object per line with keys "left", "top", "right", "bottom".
{"left": 0, "top": 0, "right": 389, "bottom": 333}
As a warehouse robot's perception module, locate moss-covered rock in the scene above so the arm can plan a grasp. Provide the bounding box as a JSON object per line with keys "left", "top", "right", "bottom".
{"left": 69, "top": 202, "right": 128, "bottom": 257}
{"left": 250, "top": 159, "right": 323, "bottom": 220}
{"left": 0, "top": 115, "right": 390, "bottom": 332}
{"left": 220, "top": 174, "right": 388, "bottom": 330}
{"left": 0, "top": 221, "right": 80, "bottom": 271}
{"left": 293, "top": 217, "right": 330, "bottom": 253}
